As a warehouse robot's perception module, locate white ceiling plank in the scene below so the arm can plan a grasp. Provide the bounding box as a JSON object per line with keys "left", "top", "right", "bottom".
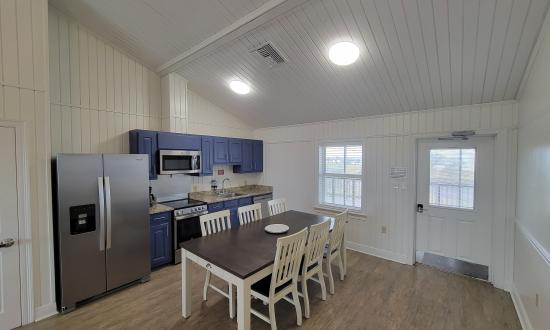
{"left": 471, "top": 0, "right": 497, "bottom": 105}
{"left": 481, "top": 0, "right": 515, "bottom": 103}
{"left": 448, "top": 0, "right": 464, "bottom": 106}
{"left": 461, "top": 0, "right": 480, "bottom": 105}
{"left": 432, "top": 0, "right": 452, "bottom": 107}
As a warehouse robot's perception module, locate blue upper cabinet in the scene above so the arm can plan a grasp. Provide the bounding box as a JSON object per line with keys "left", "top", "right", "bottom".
{"left": 157, "top": 132, "right": 201, "bottom": 150}
{"left": 129, "top": 130, "right": 158, "bottom": 180}
{"left": 234, "top": 139, "right": 263, "bottom": 173}
{"left": 253, "top": 140, "right": 263, "bottom": 172}
{"left": 201, "top": 136, "right": 214, "bottom": 175}
{"left": 228, "top": 139, "right": 243, "bottom": 164}
{"left": 213, "top": 137, "right": 229, "bottom": 164}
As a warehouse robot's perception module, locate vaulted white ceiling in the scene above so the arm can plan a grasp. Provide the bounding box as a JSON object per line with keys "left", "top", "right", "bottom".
{"left": 52, "top": 0, "right": 550, "bottom": 128}
{"left": 49, "top": 0, "right": 271, "bottom": 68}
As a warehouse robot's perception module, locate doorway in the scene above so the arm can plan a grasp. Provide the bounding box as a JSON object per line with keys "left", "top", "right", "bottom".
{"left": 415, "top": 136, "right": 495, "bottom": 281}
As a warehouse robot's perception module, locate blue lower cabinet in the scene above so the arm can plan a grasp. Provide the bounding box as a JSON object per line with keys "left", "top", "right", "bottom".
{"left": 150, "top": 212, "right": 172, "bottom": 268}
{"left": 208, "top": 202, "right": 224, "bottom": 213}
{"left": 238, "top": 197, "right": 253, "bottom": 206}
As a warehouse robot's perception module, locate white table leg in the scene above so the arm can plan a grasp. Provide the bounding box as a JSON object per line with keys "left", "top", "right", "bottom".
{"left": 182, "top": 250, "right": 191, "bottom": 318}
{"left": 236, "top": 279, "right": 251, "bottom": 330}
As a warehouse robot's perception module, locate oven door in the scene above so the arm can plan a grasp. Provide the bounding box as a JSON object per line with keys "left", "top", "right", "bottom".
{"left": 173, "top": 214, "right": 205, "bottom": 264}
{"left": 159, "top": 150, "right": 201, "bottom": 175}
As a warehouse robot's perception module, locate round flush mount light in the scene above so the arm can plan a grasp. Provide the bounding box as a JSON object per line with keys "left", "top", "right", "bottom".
{"left": 329, "top": 42, "right": 360, "bottom": 66}
{"left": 229, "top": 80, "right": 251, "bottom": 95}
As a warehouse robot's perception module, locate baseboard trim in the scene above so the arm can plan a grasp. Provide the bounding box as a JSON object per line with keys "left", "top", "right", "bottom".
{"left": 346, "top": 241, "right": 408, "bottom": 265}
{"left": 510, "top": 283, "right": 533, "bottom": 330}
{"left": 35, "top": 303, "right": 57, "bottom": 322}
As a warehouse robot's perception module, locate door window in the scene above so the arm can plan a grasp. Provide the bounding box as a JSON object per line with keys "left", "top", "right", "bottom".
{"left": 429, "top": 148, "right": 476, "bottom": 210}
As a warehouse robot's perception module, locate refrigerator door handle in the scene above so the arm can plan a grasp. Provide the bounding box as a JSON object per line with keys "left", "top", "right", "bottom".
{"left": 98, "top": 177, "right": 105, "bottom": 251}
{"left": 105, "top": 176, "right": 112, "bottom": 250}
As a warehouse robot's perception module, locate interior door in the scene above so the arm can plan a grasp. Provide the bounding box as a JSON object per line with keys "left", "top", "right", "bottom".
{"left": 103, "top": 155, "right": 150, "bottom": 290}
{"left": 0, "top": 127, "right": 21, "bottom": 329}
{"left": 416, "top": 137, "right": 494, "bottom": 267}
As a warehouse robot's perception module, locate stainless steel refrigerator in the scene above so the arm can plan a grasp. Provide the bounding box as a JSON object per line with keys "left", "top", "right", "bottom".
{"left": 53, "top": 154, "right": 150, "bottom": 313}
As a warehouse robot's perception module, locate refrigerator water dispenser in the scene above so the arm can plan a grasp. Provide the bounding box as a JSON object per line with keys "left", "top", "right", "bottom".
{"left": 69, "top": 204, "right": 96, "bottom": 235}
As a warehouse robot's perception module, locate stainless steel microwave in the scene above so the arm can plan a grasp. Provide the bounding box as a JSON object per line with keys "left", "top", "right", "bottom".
{"left": 159, "top": 150, "right": 201, "bottom": 175}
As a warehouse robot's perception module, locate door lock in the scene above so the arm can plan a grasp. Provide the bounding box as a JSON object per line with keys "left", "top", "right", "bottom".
{"left": 0, "top": 238, "right": 15, "bottom": 248}
{"left": 417, "top": 204, "right": 424, "bottom": 213}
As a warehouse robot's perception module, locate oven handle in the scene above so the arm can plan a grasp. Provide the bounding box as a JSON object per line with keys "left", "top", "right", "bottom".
{"left": 174, "top": 211, "right": 208, "bottom": 221}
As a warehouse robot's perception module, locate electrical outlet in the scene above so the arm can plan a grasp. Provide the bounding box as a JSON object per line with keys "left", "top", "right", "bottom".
{"left": 535, "top": 293, "right": 539, "bottom": 307}
{"left": 381, "top": 226, "right": 387, "bottom": 234}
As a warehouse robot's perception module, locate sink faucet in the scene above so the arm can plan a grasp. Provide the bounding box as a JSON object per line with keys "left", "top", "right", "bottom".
{"left": 221, "top": 178, "right": 231, "bottom": 193}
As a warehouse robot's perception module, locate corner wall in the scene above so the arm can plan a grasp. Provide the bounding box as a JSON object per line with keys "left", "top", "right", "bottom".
{"left": 255, "top": 101, "right": 517, "bottom": 289}
{"left": 513, "top": 7, "right": 550, "bottom": 330}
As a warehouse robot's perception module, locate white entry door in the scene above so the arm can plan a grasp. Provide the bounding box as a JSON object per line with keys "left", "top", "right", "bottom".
{"left": 416, "top": 136, "right": 494, "bottom": 267}
{"left": 0, "top": 126, "right": 22, "bottom": 329}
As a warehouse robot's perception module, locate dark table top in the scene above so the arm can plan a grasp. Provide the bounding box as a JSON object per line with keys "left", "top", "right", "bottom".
{"left": 180, "top": 210, "right": 332, "bottom": 279}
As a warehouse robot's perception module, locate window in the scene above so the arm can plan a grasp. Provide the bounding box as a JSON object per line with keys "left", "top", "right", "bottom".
{"left": 318, "top": 144, "right": 362, "bottom": 209}
{"left": 429, "top": 148, "right": 476, "bottom": 210}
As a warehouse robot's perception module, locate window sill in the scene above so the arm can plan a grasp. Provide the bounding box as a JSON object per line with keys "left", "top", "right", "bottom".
{"left": 313, "top": 205, "right": 367, "bottom": 221}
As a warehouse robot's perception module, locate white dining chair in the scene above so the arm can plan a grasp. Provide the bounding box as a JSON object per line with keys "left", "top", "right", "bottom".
{"left": 199, "top": 210, "right": 235, "bottom": 318}
{"left": 267, "top": 198, "right": 287, "bottom": 216}
{"left": 299, "top": 220, "right": 330, "bottom": 318}
{"left": 238, "top": 203, "right": 263, "bottom": 225}
{"left": 324, "top": 210, "right": 347, "bottom": 295}
{"left": 250, "top": 228, "right": 308, "bottom": 330}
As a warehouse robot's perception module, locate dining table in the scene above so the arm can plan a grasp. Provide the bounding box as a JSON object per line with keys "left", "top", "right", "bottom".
{"left": 180, "top": 210, "right": 347, "bottom": 330}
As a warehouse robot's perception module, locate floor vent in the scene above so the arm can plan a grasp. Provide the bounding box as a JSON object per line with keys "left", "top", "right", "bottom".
{"left": 251, "top": 42, "right": 286, "bottom": 68}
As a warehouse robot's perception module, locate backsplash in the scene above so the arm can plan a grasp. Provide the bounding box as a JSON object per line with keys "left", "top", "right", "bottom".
{"left": 150, "top": 165, "right": 261, "bottom": 198}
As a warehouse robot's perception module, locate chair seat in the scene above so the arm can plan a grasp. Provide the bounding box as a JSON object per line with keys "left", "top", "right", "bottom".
{"left": 299, "top": 258, "right": 320, "bottom": 274}
{"left": 251, "top": 275, "right": 292, "bottom": 296}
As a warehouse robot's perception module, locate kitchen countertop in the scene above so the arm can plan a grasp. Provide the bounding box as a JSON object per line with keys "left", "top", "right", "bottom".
{"left": 149, "top": 203, "right": 174, "bottom": 215}
{"left": 189, "top": 185, "right": 273, "bottom": 204}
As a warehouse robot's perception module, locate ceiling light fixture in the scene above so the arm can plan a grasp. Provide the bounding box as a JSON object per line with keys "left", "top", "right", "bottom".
{"left": 329, "top": 42, "right": 359, "bottom": 66}
{"left": 229, "top": 80, "right": 251, "bottom": 95}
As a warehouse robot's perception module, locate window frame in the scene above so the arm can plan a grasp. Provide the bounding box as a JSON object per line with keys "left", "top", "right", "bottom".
{"left": 427, "top": 146, "right": 479, "bottom": 212}
{"left": 316, "top": 141, "right": 366, "bottom": 213}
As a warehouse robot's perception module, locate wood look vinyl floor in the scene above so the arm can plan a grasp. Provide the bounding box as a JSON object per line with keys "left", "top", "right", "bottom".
{"left": 24, "top": 251, "right": 520, "bottom": 330}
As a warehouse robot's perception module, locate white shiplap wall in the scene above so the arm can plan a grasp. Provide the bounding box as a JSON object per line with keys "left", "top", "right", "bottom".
{"left": 49, "top": 6, "right": 163, "bottom": 156}
{"left": 256, "top": 101, "right": 518, "bottom": 289}
{"left": 0, "top": 0, "right": 53, "bottom": 319}
{"left": 160, "top": 73, "right": 188, "bottom": 133}
{"left": 513, "top": 6, "right": 550, "bottom": 329}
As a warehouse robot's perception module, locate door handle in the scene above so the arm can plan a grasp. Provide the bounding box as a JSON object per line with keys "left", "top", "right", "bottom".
{"left": 105, "top": 176, "right": 112, "bottom": 250}
{"left": 98, "top": 177, "right": 105, "bottom": 251}
{"left": 417, "top": 204, "right": 424, "bottom": 213}
{"left": 0, "top": 238, "right": 15, "bottom": 248}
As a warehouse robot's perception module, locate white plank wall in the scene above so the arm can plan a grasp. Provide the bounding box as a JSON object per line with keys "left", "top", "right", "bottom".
{"left": 160, "top": 72, "right": 188, "bottom": 133}
{"left": 256, "top": 101, "right": 518, "bottom": 288}
{"left": 49, "top": 6, "right": 162, "bottom": 156}
{"left": 0, "top": 0, "right": 54, "bottom": 319}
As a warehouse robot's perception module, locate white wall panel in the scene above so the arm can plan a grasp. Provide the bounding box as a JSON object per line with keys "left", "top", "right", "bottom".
{"left": 256, "top": 101, "right": 518, "bottom": 285}
{"left": 515, "top": 7, "right": 550, "bottom": 329}
{"left": 0, "top": 0, "right": 53, "bottom": 319}
{"left": 49, "top": 6, "right": 162, "bottom": 155}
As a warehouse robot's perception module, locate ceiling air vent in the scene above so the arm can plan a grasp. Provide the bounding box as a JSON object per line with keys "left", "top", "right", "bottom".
{"left": 251, "top": 42, "right": 286, "bottom": 68}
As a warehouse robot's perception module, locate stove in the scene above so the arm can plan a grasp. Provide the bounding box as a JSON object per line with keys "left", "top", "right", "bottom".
{"left": 159, "top": 198, "right": 208, "bottom": 264}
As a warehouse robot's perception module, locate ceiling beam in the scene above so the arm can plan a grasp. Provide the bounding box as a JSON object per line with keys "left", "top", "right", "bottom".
{"left": 156, "top": 0, "right": 311, "bottom": 76}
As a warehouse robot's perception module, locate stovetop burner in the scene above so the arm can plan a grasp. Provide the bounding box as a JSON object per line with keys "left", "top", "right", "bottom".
{"left": 162, "top": 198, "right": 205, "bottom": 210}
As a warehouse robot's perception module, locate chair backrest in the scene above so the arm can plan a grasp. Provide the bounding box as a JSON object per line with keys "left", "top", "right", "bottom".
{"left": 199, "top": 210, "right": 231, "bottom": 236}
{"left": 268, "top": 198, "right": 287, "bottom": 216}
{"left": 303, "top": 220, "right": 331, "bottom": 270}
{"left": 328, "top": 210, "right": 348, "bottom": 253}
{"left": 238, "top": 203, "right": 263, "bottom": 225}
{"left": 269, "top": 228, "right": 308, "bottom": 295}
